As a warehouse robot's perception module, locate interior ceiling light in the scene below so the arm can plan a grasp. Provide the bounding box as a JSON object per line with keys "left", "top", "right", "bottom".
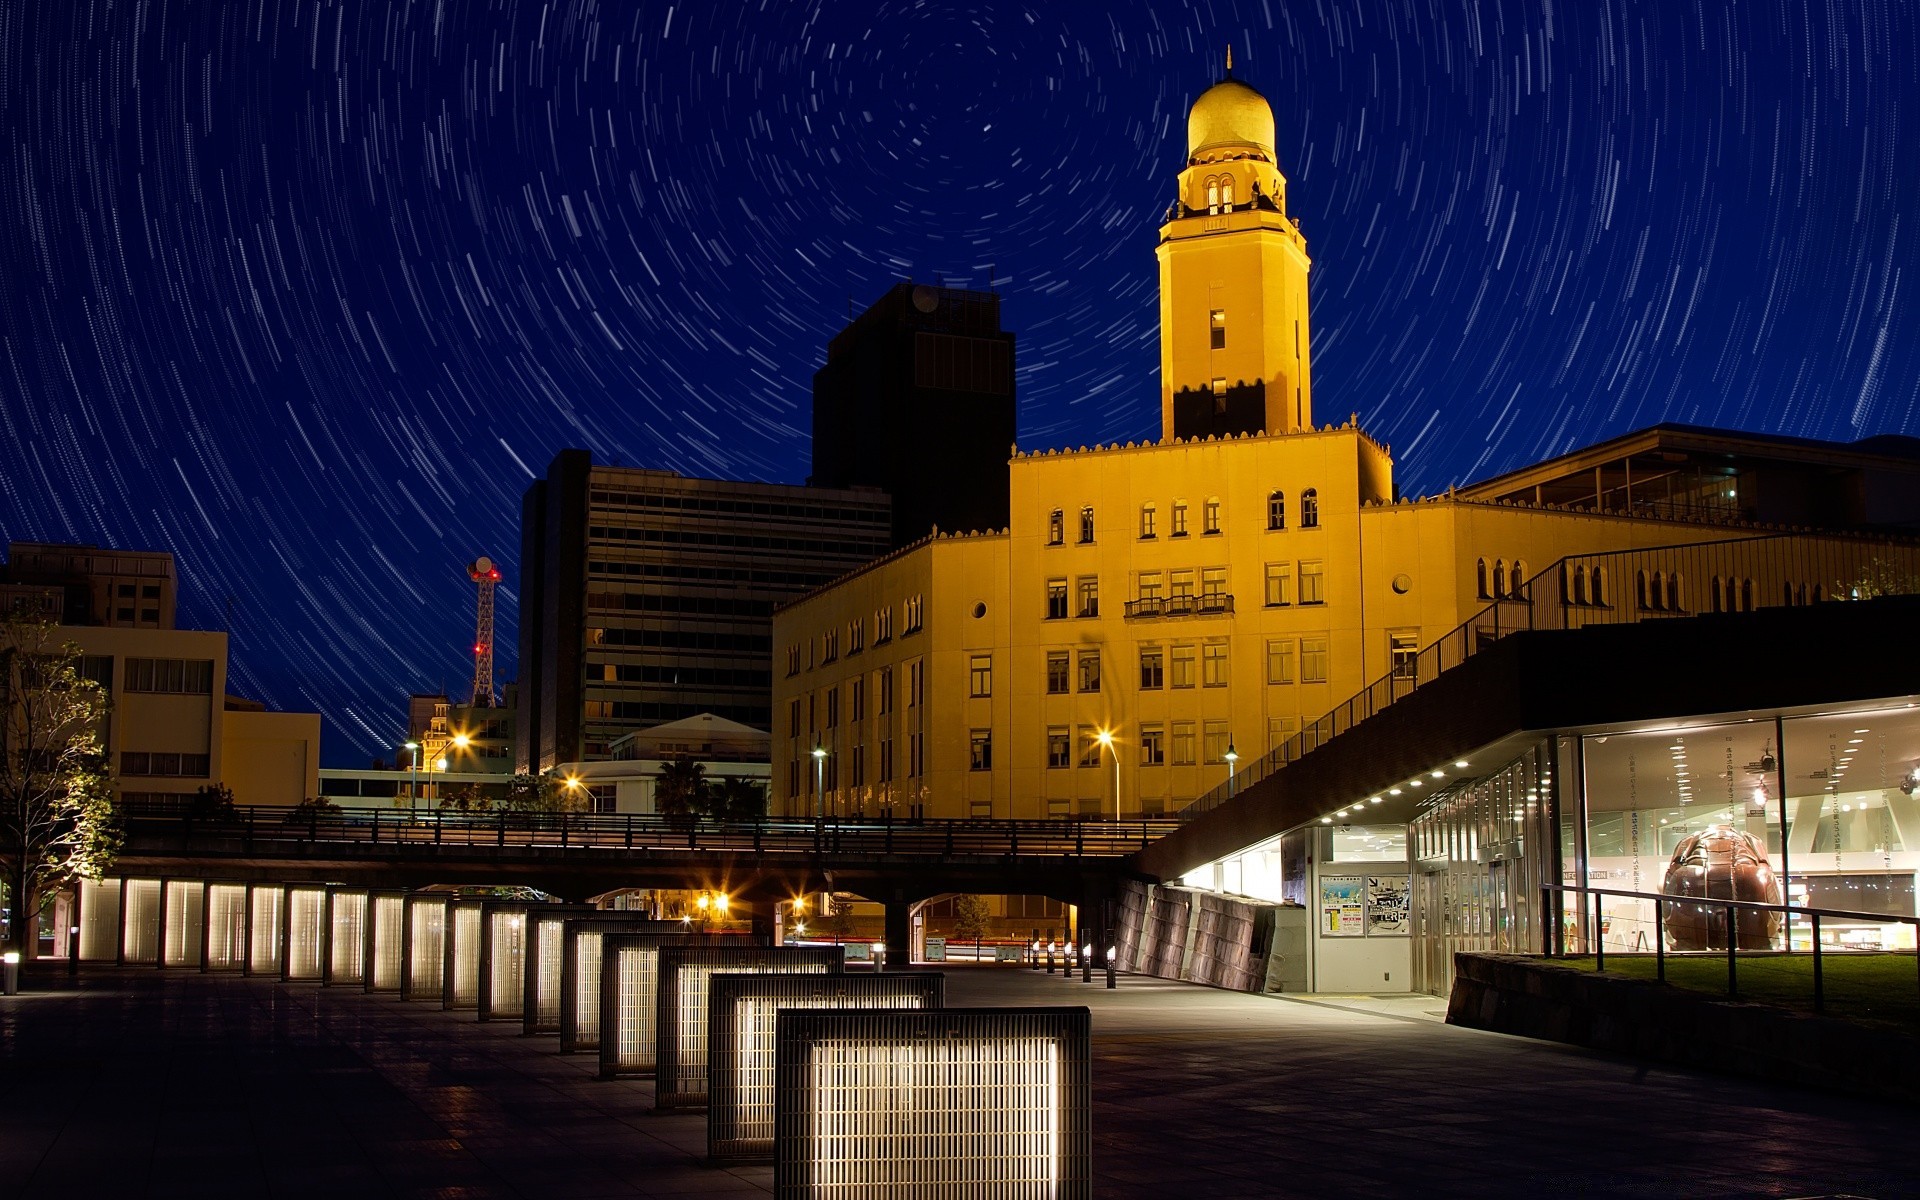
{"left": 1454, "top": 760, "right": 1469, "bottom": 768}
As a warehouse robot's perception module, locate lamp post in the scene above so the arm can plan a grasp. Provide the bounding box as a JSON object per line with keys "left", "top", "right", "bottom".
{"left": 1225, "top": 742, "right": 1239, "bottom": 796}
{"left": 404, "top": 741, "right": 421, "bottom": 815}
{"left": 1096, "top": 729, "right": 1120, "bottom": 820}
{"left": 811, "top": 743, "right": 828, "bottom": 822}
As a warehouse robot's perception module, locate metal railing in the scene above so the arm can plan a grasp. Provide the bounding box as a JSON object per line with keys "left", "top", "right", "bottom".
{"left": 1123, "top": 593, "right": 1235, "bottom": 620}
{"left": 1181, "top": 532, "right": 1920, "bottom": 821}
{"left": 1543, "top": 883, "right": 1920, "bottom": 1014}
{"left": 118, "top": 803, "right": 1181, "bottom": 860}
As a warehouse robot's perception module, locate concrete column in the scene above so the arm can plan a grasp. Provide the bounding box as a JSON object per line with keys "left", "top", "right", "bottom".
{"left": 883, "top": 900, "right": 911, "bottom": 971}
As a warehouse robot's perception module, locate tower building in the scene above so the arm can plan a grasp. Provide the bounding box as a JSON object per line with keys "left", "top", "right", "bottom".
{"left": 1157, "top": 60, "right": 1313, "bottom": 441}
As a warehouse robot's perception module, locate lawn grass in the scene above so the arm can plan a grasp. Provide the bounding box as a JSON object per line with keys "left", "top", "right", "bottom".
{"left": 1559, "top": 952, "right": 1920, "bottom": 1028}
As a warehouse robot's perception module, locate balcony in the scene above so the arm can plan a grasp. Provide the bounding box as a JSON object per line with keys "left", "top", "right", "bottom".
{"left": 1123, "top": 593, "right": 1235, "bottom": 620}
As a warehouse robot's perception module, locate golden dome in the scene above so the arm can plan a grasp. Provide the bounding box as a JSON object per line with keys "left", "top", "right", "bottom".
{"left": 1186, "top": 79, "right": 1276, "bottom": 162}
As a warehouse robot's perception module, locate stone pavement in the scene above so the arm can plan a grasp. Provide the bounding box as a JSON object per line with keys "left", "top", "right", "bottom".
{"left": 0, "top": 964, "right": 1910, "bottom": 1198}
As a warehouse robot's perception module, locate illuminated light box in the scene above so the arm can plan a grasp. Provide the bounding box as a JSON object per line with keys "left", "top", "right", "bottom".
{"left": 707, "top": 972, "right": 945, "bottom": 1163}
{"left": 247, "top": 885, "right": 284, "bottom": 976}
{"left": 324, "top": 887, "right": 369, "bottom": 985}
{"left": 283, "top": 886, "right": 326, "bottom": 981}
{"left": 561, "top": 922, "right": 717, "bottom": 1056}
{"left": 519, "top": 905, "right": 602, "bottom": 1036}
{"left": 443, "top": 899, "right": 483, "bottom": 1009}
{"left": 365, "top": 890, "right": 407, "bottom": 992}
{"left": 653, "top": 945, "right": 845, "bottom": 1109}
{"left": 598, "top": 933, "right": 786, "bottom": 1079}
{"left": 201, "top": 883, "right": 249, "bottom": 971}
{"left": 477, "top": 902, "right": 536, "bottom": 1021}
{"left": 772, "top": 1008, "right": 1092, "bottom": 1200}
{"left": 403, "top": 895, "right": 448, "bottom": 1001}
{"left": 78, "top": 878, "right": 121, "bottom": 962}
{"left": 163, "top": 880, "right": 204, "bottom": 968}
{"left": 121, "top": 878, "right": 162, "bottom": 964}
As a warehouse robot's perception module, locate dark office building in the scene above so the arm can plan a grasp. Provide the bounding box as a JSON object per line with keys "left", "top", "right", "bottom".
{"left": 516, "top": 451, "right": 891, "bottom": 772}
{"left": 811, "top": 283, "right": 1017, "bottom": 548}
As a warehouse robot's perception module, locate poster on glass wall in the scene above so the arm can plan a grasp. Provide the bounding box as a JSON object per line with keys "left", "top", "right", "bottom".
{"left": 1366, "top": 875, "right": 1411, "bottom": 935}
{"left": 1320, "top": 876, "right": 1366, "bottom": 937}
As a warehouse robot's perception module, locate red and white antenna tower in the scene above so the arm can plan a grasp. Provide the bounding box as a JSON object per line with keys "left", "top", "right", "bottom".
{"left": 467, "top": 556, "right": 501, "bottom": 707}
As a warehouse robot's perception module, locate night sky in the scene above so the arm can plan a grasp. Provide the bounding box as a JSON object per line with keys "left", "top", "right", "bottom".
{"left": 2, "top": 2, "right": 1914, "bottom": 766}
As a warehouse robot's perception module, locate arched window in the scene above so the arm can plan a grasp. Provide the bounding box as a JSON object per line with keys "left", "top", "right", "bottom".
{"left": 1079, "top": 507, "right": 1095, "bottom": 544}
{"left": 1492, "top": 561, "right": 1507, "bottom": 600}
{"left": 1139, "top": 502, "right": 1157, "bottom": 539}
{"left": 1593, "top": 566, "right": 1609, "bottom": 607}
{"left": 1267, "top": 490, "right": 1286, "bottom": 530}
{"left": 1784, "top": 582, "right": 1797, "bottom": 607}
{"left": 1477, "top": 558, "right": 1490, "bottom": 600}
{"left": 1300, "top": 488, "right": 1320, "bottom": 529}
{"left": 1812, "top": 583, "right": 1825, "bottom": 603}
{"left": 1510, "top": 560, "right": 1528, "bottom": 599}
{"left": 1651, "top": 570, "right": 1668, "bottom": 611}
{"left": 1636, "top": 570, "right": 1650, "bottom": 611}
{"left": 1047, "top": 509, "right": 1064, "bottom": 546}
{"left": 1668, "top": 572, "right": 1683, "bottom": 612}
{"left": 1206, "top": 178, "right": 1220, "bottom": 215}
{"left": 1740, "top": 578, "right": 1754, "bottom": 611}
{"left": 1710, "top": 575, "right": 1724, "bottom": 613}
{"left": 1220, "top": 177, "right": 1234, "bottom": 209}
{"left": 1572, "top": 564, "right": 1589, "bottom": 606}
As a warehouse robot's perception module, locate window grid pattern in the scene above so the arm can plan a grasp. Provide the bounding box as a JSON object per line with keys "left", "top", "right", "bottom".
{"left": 248, "top": 885, "right": 283, "bottom": 976}
{"left": 559, "top": 920, "right": 693, "bottom": 1054}
{"left": 524, "top": 914, "right": 571, "bottom": 1031}
{"left": 367, "top": 893, "right": 406, "bottom": 992}
{"left": 480, "top": 906, "right": 530, "bottom": 1021}
{"left": 707, "top": 973, "right": 944, "bottom": 1162}
{"left": 405, "top": 897, "right": 447, "bottom": 1001}
{"left": 204, "top": 885, "right": 248, "bottom": 970}
{"left": 654, "top": 946, "right": 843, "bottom": 1109}
{"left": 444, "top": 902, "right": 483, "bottom": 1008}
{"left": 326, "top": 890, "right": 368, "bottom": 985}
{"left": 121, "top": 878, "right": 162, "bottom": 964}
{"left": 163, "top": 880, "right": 203, "bottom": 968}
{"left": 284, "top": 887, "right": 325, "bottom": 981}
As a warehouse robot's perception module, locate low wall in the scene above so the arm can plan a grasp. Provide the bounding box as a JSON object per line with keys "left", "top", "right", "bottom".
{"left": 1111, "top": 880, "right": 1272, "bottom": 992}
{"left": 1447, "top": 952, "right": 1920, "bottom": 1105}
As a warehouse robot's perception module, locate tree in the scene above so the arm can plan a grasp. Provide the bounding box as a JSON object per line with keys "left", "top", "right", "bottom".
{"left": 708, "top": 775, "right": 767, "bottom": 822}
{"left": 1838, "top": 558, "right": 1920, "bottom": 600}
{"left": 953, "top": 894, "right": 993, "bottom": 945}
{"left": 438, "top": 783, "right": 495, "bottom": 814}
{"left": 0, "top": 618, "right": 117, "bottom": 958}
{"left": 188, "top": 782, "right": 237, "bottom": 821}
{"left": 503, "top": 771, "right": 576, "bottom": 813}
{"left": 654, "top": 758, "right": 709, "bottom": 822}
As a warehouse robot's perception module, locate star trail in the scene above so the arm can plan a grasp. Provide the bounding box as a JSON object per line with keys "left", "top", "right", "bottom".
{"left": 1, "top": 1, "right": 1914, "bottom": 764}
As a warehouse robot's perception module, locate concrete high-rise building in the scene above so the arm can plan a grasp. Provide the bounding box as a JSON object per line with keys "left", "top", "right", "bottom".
{"left": 516, "top": 450, "right": 891, "bottom": 772}
{"left": 811, "top": 283, "right": 1016, "bottom": 548}
{"left": 2, "top": 541, "right": 177, "bottom": 629}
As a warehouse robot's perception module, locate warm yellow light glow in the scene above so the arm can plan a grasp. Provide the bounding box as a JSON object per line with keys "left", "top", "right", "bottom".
{"left": 451, "top": 733, "right": 472, "bottom": 748}
{"left": 697, "top": 894, "right": 711, "bottom": 911}
{"left": 715, "top": 894, "right": 730, "bottom": 915}
{"left": 1096, "top": 729, "right": 1113, "bottom": 747}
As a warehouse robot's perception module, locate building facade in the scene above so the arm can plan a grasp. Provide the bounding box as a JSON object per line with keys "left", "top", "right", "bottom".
{"left": 770, "top": 65, "right": 1913, "bottom": 824}
{"left": 516, "top": 450, "right": 891, "bottom": 772}
{"left": 3, "top": 541, "right": 177, "bottom": 629}
{"left": 811, "top": 282, "right": 1017, "bottom": 548}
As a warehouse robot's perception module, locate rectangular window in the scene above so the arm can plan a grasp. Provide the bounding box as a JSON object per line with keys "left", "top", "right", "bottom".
{"left": 876, "top": 607, "right": 893, "bottom": 641}
{"left": 1264, "top": 562, "right": 1292, "bottom": 607}
{"left": 1203, "top": 497, "right": 1222, "bottom": 534}
{"left": 969, "top": 730, "right": 992, "bottom": 772}
{"left": 851, "top": 746, "right": 866, "bottom": 788}
{"left": 1209, "top": 308, "right": 1226, "bottom": 350}
{"left": 1078, "top": 507, "right": 1095, "bottom": 544}
{"left": 1202, "top": 641, "right": 1229, "bottom": 688}
{"left": 1171, "top": 501, "right": 1188, "bottom": 537}
{"left": 1139, "top": 647, "right": 1164, "bottom": 690}
{"left": 851, "top": 678, "right": 866, "bottom": 721}
{"left": 825, "top": 688, "right": 839, "bottom": 728}
{"left": 1137, "top": 572, "right": 1163, "bottom": 603}
{"left": 788, "top": 760, "right": 800, "bottom": 796}
{"left": 879, "top": 739, "right": 894, "bottom": 782}
{"left": 1076, "top": 651, "right": 1101, "bottom": 693}
{"left": 1168, "top": 569, "right": 1195, "bottom": 602}
{"left": 1047, "top": 727, "right": 1071, "bottom": 769}
{"left": 1210, "top": 378, "right": 1226, "bottom": 412}
{"left": 1268, "top": 716, "right": 1298, "bottom": 752}
{"left": 908, "top": 661, "right": 924, "bottom": 707}
{"left": 1203, "top": 720, "right": 1231, "bottom": 764}
{"left": 1077, "top": 726, "right": 1102, "bottom": 768}
{"left": 1170, "top": 644, "right": 1196, "bottom": 689}
{"left": 822, "top": 631, "right": 838, "bottom": 663}
{"left": 123, "top": 658, "right": 213, "bottom": 695}
{"left": 1299, "top": 560, "right": 1326, "bottom": 605}
{"left": 789, "top": 699, "right": 801, "bottom": 737}
{"left": 1139, "top": 505, "right": 1157, "bottom": 539}
{"left": 1048, "top": 509, "right": 1064, "bottom": 545}
{"left": 909, "top": 731, "right": 924, "bottom": 776}
{"left": 849, "top": 620, "right": 864, "bottom": 654}
{"left": 1139, "top": 725, "right": 1166, "bottom": 767}
{"left": 1201, "top": 566, "right": 1227, "bottom": 602}
{"left": 1045, "top": 578, "right": 1069, "bottom": 620}
{"left": 969, "top": 655, "right": 992, "bottom": 698}
{"left": 1390, "top": 632, "right": 1420, "bottom": 680}
{"left": 1076, "top": 576, "right": 1099, "bottom": 618}
{"left": 878, "top": 668, "right": 894, "bottom": 715}
{"left": 786, "top": 646, "right": 800, "bottom": 676}
{"left": 1171, "top": 722, "right": 1196, "bottom": 765}
{"left": 1045, "top": 651, "right": 1070, "bottom": 695}
{"left": 1266, "top": 639, "right": 1295, "bottom": 685}
{"left": 904, "top": 595, "right": 924, "bottom": 633}
{"left": 1301, "top": 635, "right": 1330, "bottom": 683}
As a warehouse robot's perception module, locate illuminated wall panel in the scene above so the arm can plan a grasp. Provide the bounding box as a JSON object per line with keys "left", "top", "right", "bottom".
{"left": 121, "top": 878, "right": 162, "bottom": 964}
{"left": 654, "top": 946, "right": 844, "bottom": 1110}
{"left": 248, "top": 885, "right": 284, "bottom": 976}
{"left": 366, "top": 892, "right": 406, "bottom": 992}
{"left": 708, "top": 973, "right": 944, "bottom": 1162}
{"left": 325, "top": 888, "right": 369, "bottom": 985}
{"left": 202, "top": 883, "right": 249, "bottom": 971}
{"left": 599, "top": 933, "right": 764, "bottom": 1079}
{"left": 519, "top": 906, "right": 598, "bottom": 1035}
{"left": 404, "top": 896, "right": 447, "bottom": 1001}
{"left": 561, "top": 922, "right": 706, "bottom": 1056}
{"left": 772, "top": 1008, "right": 1092, "bottom": 1200}
{"left": 163, "top": 880, "right": 203, "bottom": 967}
{"left": 443, "top": 900, "right": 483, "bottom": 1009}
{"left": 478, "top": 903, "right": 531, "bottom": 1021}
{"left": 78, "top": 879, "right": 121, "bottom": 962}
{"left": 284, "top": 886, "right": 326, "bottom": 981}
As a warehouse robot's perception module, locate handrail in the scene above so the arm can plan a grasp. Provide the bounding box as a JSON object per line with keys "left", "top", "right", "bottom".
{"left": 1181, "top": 532, "right": 1920, "bottom": 822}
{"left": 1542, "top": 882, "right": 1920, "bottom": 1012}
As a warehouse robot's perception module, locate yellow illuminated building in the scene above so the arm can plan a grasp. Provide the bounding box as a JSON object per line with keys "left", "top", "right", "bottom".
{"left": 771, "top": 62, "right": 1910, "bottom": 822}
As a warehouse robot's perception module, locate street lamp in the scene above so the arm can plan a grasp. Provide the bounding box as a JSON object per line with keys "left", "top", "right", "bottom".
{"left": 404, "top": 741, "right": 421, "bottom": 814}
{"left": 1225, "top": 742, "right": 1239, "bottom": 795}
{"left": 1096, "top": 729, "right": 1120, "bottom": 820}
{"left": 811, "top": 742, "right": 828, "bottom": 822}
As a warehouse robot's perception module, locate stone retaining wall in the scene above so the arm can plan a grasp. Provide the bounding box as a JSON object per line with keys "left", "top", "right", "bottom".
{"left": 1447, "top": 952, "right": 1920, "bottom": 1105}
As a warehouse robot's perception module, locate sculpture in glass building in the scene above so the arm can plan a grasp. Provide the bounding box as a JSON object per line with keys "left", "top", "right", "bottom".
{"left": 1661, "top": 825, "right": 1783, "bottom": 950}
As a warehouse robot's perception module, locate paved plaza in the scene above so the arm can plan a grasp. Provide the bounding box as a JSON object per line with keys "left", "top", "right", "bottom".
{"left": 0, "top": 963, "right": 1910, "bottom": 1198}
